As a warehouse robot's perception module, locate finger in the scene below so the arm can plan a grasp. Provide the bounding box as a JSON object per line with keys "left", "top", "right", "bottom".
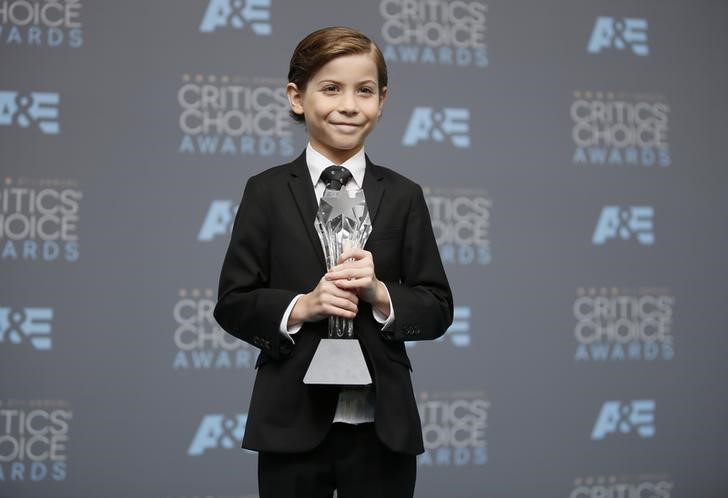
{"left": 325, "top": 267, "right": 371, "bottom": 281}
{"left": 329, "top": 255, "right": 373, "bottom": 273}
{"left": 332, "top": 289, "right": 359, "bottom": 304}
{"left": 321, "top": 282, "right": 359, "bottom": 303}
{"left": 332, "top": 277, "right": 373, "bottom": 291}
{"left": 337, "top": 248, "right": 369, "bottom": 265}
{"left": 328, "top": 261, "right": 374, "bottom": 275}
{"left": 323, "top": 306, "right": 358, "bottom": 319}
{"left": 326, "top": 265, "right": 366, "bottom": 279}
{"left": 322, "top": 296, "right": 358, "bottom": 314}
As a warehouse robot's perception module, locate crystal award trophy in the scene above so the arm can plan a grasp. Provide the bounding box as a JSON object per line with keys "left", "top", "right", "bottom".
{"left": 303, "top": 187, "right": 373, "bottom": 385}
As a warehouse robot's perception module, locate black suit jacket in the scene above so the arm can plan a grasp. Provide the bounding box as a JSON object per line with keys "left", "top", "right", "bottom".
{"left": 214, "top": 151, "right": 453, "bottom": 455}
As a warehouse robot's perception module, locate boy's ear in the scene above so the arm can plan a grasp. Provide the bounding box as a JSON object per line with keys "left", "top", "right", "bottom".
{"left": 286, "top": 82, "right": 305, "bottom": 117}
{"left": 378, "top": 86, "right": 388, "bottom": 117}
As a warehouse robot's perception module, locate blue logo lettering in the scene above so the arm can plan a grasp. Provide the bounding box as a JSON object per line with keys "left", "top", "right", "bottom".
{"left": 198, "top": 200, "right": 237, "bottom": 241}
{"left": 188, "top": 414, "right": 247, "bottom": 455}
{"left": 591, "top": 399, "right": 656, "bottom": 439}
{"left": 0, "top": 307, "right": 53, "bottom": 350}
{"left": 588, "top": 17, "right": 649, "bottom": 56}
{"left": 199, "top": 0, "right": 271, "bottom": 35}
{"left": 592, "top": 206, "right": 654, "bottom": 245}
{"left": 0, "top": 91, "right": 59, "bottom": 134}
{"left": 402, "top": 107, "right": 470, "bottom": 148}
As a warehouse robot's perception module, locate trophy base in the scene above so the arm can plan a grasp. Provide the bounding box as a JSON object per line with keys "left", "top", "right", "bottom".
{"left": 303, "top": 339, "right": 373, "bottom": 385}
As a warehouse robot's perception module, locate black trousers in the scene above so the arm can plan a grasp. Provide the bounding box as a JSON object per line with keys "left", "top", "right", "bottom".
{"left": 258, "top": 423, "right": 416, "bottom": 498}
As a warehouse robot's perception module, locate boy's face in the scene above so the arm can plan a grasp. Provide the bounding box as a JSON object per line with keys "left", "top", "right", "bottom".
{"left": 287, "top": 52, "right": 387, "bottom": 164}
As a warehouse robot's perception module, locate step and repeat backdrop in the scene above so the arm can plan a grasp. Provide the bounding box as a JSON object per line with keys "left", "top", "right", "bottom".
{"left": 2, "top": 1, "right": 727, "bottom": 497}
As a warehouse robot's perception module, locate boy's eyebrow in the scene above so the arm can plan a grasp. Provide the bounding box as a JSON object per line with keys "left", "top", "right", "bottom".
{"left": 316, "top": 78, "right": 378, "bottom": 86}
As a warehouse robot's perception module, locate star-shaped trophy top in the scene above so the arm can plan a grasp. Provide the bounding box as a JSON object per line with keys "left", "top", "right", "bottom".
{"left": 315, "top": 188, "right": 372, "bottom": 269}
{"left": 317, "top": 188, "right": 368, "bottom": 228}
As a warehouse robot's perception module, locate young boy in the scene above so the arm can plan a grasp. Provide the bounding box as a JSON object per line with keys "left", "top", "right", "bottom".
{"left": 214, "top": 26, "right": 453, "bottom": 498}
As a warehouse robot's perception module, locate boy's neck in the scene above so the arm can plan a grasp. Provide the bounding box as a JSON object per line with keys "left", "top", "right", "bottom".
{"left": 309, "top": 142, "right": 364, "bottom": 165}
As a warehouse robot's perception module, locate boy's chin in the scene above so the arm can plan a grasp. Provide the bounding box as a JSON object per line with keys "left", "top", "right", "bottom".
{"left": 324, "top": 139, "right": 365, "bottom": 152}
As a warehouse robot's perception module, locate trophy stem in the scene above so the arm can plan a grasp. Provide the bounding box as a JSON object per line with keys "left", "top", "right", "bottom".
{"left": 329, "top": 316, "right": 354, "bottom": 338}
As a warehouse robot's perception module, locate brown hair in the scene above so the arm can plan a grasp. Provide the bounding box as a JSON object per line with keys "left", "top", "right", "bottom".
{"left": 288, "top": 26, "right": 388, "bottom": 123}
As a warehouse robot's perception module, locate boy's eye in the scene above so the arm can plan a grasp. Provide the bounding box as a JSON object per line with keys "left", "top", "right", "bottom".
{"left": 359, "top": 87, "right": 375, "bottom": 94}
{"left": 322, "top": 85, "right": 339, "bottom": 93}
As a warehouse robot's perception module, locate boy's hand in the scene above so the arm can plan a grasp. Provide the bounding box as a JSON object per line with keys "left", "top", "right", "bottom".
{"left": 325, "top": 248, "right": 391, "bottom": 317}
{"left": 289, "top": 277, "right": 359, "bottom": 326}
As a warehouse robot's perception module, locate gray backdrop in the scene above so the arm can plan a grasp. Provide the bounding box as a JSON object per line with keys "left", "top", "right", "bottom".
{"left": 1, "top": 0, "right": 727, "bottom": 497}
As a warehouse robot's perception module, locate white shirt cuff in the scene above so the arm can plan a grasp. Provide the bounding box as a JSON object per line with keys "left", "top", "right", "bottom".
{"left": 372, "top": 283, "right": 395, "bottom": 331}
{"left": 279, "top": 294, "right": 304, "bottom": 343}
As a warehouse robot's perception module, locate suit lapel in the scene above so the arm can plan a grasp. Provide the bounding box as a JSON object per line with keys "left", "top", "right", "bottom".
{"left": 287, "top": 153, "right": 327, "bottom": 271}
{"left": 363, "top": 155, "right": 385, "bottom": 226}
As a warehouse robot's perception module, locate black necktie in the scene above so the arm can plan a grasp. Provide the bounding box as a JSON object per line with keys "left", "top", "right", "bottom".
{"left": 320, "top": 165, "right": 353, "bottom": 191}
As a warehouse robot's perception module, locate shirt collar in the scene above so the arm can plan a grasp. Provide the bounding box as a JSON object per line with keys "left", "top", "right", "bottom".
{"left": 306, "top": 143, "right": 366, "bottom": 189}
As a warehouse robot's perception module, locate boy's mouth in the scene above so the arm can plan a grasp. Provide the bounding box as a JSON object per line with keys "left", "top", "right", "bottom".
{"left": 330, "top": 121, "right": 361, "bottom": 128}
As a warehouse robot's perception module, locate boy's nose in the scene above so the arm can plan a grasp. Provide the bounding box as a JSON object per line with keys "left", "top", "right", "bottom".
{"left": 338, "top": 92, "right": 358, "bottom": 113}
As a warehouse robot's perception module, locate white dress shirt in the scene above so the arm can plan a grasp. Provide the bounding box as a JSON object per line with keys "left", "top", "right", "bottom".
{"left": 277, "top": 143, "right": 395, "bottom": 424}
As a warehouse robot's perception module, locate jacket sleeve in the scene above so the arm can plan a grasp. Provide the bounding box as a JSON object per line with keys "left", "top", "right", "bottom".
{"left": 214, "top": 175, "right": 297, "bottom": 360}
{"left": 381, "top": 184, "right": 454, "bottom": 342}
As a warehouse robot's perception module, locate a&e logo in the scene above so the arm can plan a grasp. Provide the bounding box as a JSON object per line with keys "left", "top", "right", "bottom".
{"left": 591, "top": 399, "right": 656, "bottom": 440}
{"left": 592, "top": 206, "right": 654, "bottom": 245}
{"left": 402, "top": 107, "right": 470, "bottom": 148}
{"left": 587, "top": 17, "right": 649, "bottom": 56}
{"left": 0, "top": 91, "right": 59, "bottom": 134}
{"left": 0, "top": 307, "right": 53, "bottom": 350}
{"left": 199, "top": 0, "right": 271, "bottom": 34}
{"left": 188, "top": 413, "right": 247, "bottom": 455}
{"left": 198, "top": 200, "right": 237, "bottom": 241}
